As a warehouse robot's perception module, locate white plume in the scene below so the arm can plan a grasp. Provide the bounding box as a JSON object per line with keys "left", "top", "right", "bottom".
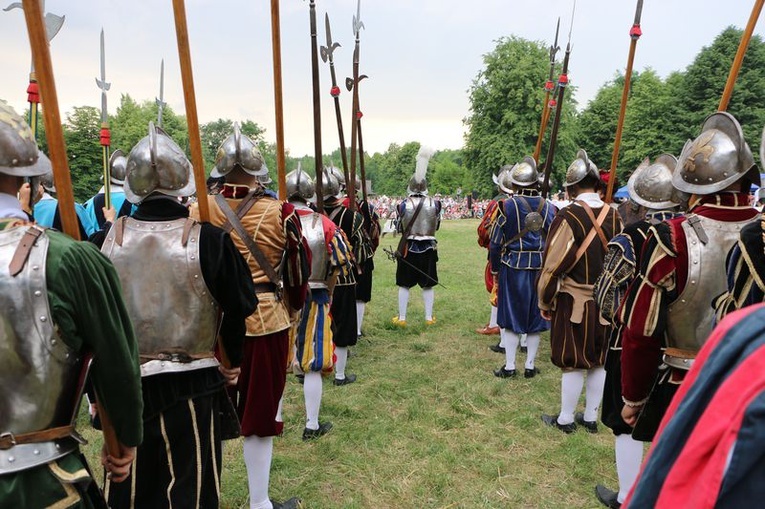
{"left": 414, "top": 146, "right": 436, "bottom": 181}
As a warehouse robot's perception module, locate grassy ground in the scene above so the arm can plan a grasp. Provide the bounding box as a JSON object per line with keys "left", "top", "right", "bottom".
{"left": 82, "top": 219, "right": 621, "bottom": 508}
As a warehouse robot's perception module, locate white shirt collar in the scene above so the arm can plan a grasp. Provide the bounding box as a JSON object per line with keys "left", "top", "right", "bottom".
{"left": 0, "top": 192, "right": 30, "bottom": 221}
{"left": 573, "top": 192, "right": 604, "bottom": 208}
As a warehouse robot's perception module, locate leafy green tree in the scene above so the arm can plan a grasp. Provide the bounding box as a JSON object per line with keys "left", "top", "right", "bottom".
{"left": 463, "top": 36, "right": 579, "bottom": 197}
{"left": 62, "top": 106, "right": 103, "bottom": 202}
{"left": 109, "top": 94, "right": 188, "bottom": 162}
{"left": 199, "top": 118, "right": 265, "bottom": 171}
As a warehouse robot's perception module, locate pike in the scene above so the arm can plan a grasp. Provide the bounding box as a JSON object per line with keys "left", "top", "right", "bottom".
{"left": 320, "top": 13, "right": 351, "bottom": 190}
{"left": 269, "top": 0, "right": 287, "bottom": 199}
{"left": 605, "top": 0, "right": 644, "bottom": 203}
{"left": 156, "top": 59, "right": 166, "bottom": 128}
{"left": 171, "top": 0, "right": 209, "bottom": 222}
{"left": 718, "top": 0, "right": 765, "bottom": 111}
{"left": 345, "top": 0, "right": 366, "bottom": 211}
{"left": 4, "top": 0, "right": 65, "bottom": 140}
{"left": 308, "top": 0, "right": 324, "bottom": 213}
{"left": 533, "top": 18, "right": 560, "bottom": 163}
{"left": 20, "top": 0, "right": 122, "bottom": 471}
{"left": 541, "top": 0, "right": 576, "bottom": 199}
{"left": 95, "top": 28, "right": 112, "bottom": 209}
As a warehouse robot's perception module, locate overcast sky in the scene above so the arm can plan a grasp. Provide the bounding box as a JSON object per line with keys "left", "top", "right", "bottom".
{"left": 1, "top": 0, "right": 764, "bottom": 157}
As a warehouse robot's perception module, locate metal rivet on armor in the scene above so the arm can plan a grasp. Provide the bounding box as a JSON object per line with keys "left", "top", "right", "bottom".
{"left": 201, "top": 291, "right": 206, "bottom": 296}
{"left": 160, "top": 362, "right": 165, "bottom": 367}
{"left": 151, "top": 226, "right": 156, "bottom": 230}
{"left": 723, "top": 172, "right": 728, "bottom": 177}
{"left": 11, "top": 158, "right": 18, "bottom": 165}
{"left": 40, "top": 316, "right": 47, "bottom": 322}
{"left": 681, "top": 299, "right": 686, "bottom": 303}
{"left": 33, "top": 449, "right": 40, "bottom": 455}
{"left": 692, "top": 241, "right": 697, "bottom": 245}
{"left": 107, "top": 238, "right": 113, "bottom": 242}
{"left": 7, "top": 456, "right": 14, "bottom": 463}
{"left": 51, "top": 339, "right": 56, "bottom": 345}
{"left": 32, "top": 265, "right": 39, "bottom": 271}
{"left": 34, "top": 290, "right": 41, "bottom": 297}
{"left": 194, "top": 274, "right": 199, "bottom": 279}
{"left": 708, "top": 178, "right": 713, "bottom": 181}
{"left": 56, "top": 444, "right": 60, "bottom": 450}
{"left": 693, "top": 260, "right": 698, "bottom": 264}
{"left": 691, "top": 280, "right": 696, "bottom": 285}
{"left": 190, "top": 255, "right": 195, "bottom": 260}
{"left": 190, "top": 238, "right": 196, "bottom": 243}
{"left": 65, "top": 353, "right": 70, "bottom": 358}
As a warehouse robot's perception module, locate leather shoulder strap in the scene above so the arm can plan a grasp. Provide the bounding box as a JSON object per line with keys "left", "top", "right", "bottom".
{"left": 570, "top": 203, "right": 611, "bottom": 269}
{"left": 9, "top": 226, "right": 44, "bottom": 277}
{"left": 215, "top": 193, "right": 281, "bottom": 286}
{"left": 578, "top": 201, "right": 610, "bottom": 249}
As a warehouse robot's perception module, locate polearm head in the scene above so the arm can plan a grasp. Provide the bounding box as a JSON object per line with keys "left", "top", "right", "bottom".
{"left": 95, "top": 28, "right": 111, "bottom": 124}
{"left": 320, "top": 12, "right": 341, "bottom": 64}
{"left": 352, "top": 0, "right": 364, "bottom": 37}
{"left": 5, "top": 1, "right": 65, "bottom": 73}
{"left": 634, "top": 0, "right": 644, "bottom": 26}
{"left": 550, "top": 17, "right": 561, "bottom": 63}
{"left": 156, "top": 59, "right": 166, "bottom": 127}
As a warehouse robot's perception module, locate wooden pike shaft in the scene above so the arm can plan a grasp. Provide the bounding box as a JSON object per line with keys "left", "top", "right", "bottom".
{"left": 719, "top": 0, "right": 765, "bottom": 111}
{"left": 533, "top": 93, "right": 552, "bottom": 162}
{"left": 605, "top": 37, "right": 639, "bottom": 203}
{"left": 21, "top": 0, "right": 79, "bottom": 240}
{"left": 540, "top": 48, "right": 571, "bottom": 199}
{"left": 357, "top": 116, "right": 367, "bottom": 202}
{"left": 271, "top": 0, "right": 287, "bottom": 200}
{"left": 309, "top": 1, "right": 324, "bottom": 213}
{"left": 171, "top": 0, "right": 209, "bottom": 222}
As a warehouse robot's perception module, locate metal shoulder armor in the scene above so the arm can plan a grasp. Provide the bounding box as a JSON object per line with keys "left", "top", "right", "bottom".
{"left": 300, "top": 212, "right": 330, "bottom": 289}
{"left": 402, "top": 196, "right": 438, "bottom": 238}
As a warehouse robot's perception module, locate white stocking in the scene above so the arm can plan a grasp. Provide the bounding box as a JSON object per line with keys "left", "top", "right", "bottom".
{"left": 243, "top": 435, "right": 274, "bottom": 509}
{"left": 335, "top": 347, "right": 349, "bottom": 380}
{"left": 524, "top": 333, "right": 541, "bottom": 370}
{"left": 355, "top": 301, "right": 365, "bottom": 335}
{"left": 304, "top": 371, "right": 323, "bottom": 430}
{"left": 398, "top": 286, "right": 409, "bottom": 320}
{"left": 489, "top": 305, "right": 498, "bottom": 328}
{"left": 615, "top": 434, "right": 644, "bottom": 503}
{"left": 584, "top": 366, "right": 607, "bottom": 422}
{"left": 501, "top": 329, "right": 519, "bottom": 370}
{"left": 423, "top": 287, "right": 435, "bottom": 320}
{"left": 559, "top": 370, "right": 585, "bottom": 425}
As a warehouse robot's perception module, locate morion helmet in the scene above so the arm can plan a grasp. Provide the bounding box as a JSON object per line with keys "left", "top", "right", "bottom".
{"left": 493, "top": 164, "right": 514, "bottom": 194}
{"left": 109, "top": 149, "right": 127, "bottom": 185}
{"left": 407, "top": 146, "right": 435, "bottom": 196}
{"left": 124, "top": 122, "right": 195, "bottom": 204}
{"left": 627, "top": 154, "right": 682, "bottom": 210}
{"left": 320, "top": 167, "right": 341, "bottom": 199}
{"left": 286, "top": 163, "right": 315, "bottom": 201}
{"left": 510, "top": 156, "right": 539, "bottom": 187}
{"left": 564, "top": 149, "right": 599, "bottom": 188}
{"left": 0, "top": 100, "right": 50, "bottom": 177}
{"left": 211, "top": 123, "right": 266, "bottom": 178}
{"left": 327, "top": 166, "right": 345, "bottom": 189}
{"left": 673, "top": 112, "right": 758, "bottom": 195}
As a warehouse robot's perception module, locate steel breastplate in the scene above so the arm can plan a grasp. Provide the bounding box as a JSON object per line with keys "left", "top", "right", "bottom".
{"left": 666, "top": 214, "right": 756, "bottom": 352}
{"left": 101, "top": 218, "right": 220, "bottom": 376}
{"left": 403, "top": 196, "right": 438, "bottom": 238}
{"left": 0, "top": 226, "right": 82, "bottom": 474}
{"left": 300, "top": 212, "right": 330, "bottom": 289}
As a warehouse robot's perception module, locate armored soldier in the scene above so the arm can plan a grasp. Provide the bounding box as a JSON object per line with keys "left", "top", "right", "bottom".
{"left": 714, "top": 129, "right": 765, "bottom": 319}
{"left": 83, "top": 150, "right": 134, "bottom": 236}
{"left": 620, "top": 112, "right": 759, "bottom": 443}
{"left": 475, "top": 165, "right": 511, "bottom": 339}
{"left": 101, "top": 123, "right": 257, "bottom": 508}
{"left": 393, "top": 146, "right": 441, "bottom": 326}
{"left": 286, "top": 168, "right": 352, "bottom": 440}
{"left": 0, "top": 101, "right": 143, "bottom": 505}
{"left": 336, "top": 168, "right": 380, "bottom": 339}
{"left": 192, "top": 124, "right": 309, "bottom": 509}
{"left": 593, "top": 155, "right": 683, "bottom": 508}
{"left": 490, "top": 157, "right": 557, "bottom": 379}
{"left": 538, "top": 149, "right": 623, "bottom": 433}
{"left": 323, "top": 168, "right": 370, "bottom": 386}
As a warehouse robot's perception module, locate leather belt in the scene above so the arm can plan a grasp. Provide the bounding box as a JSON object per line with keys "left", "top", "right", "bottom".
{"left": 254, "top": 283, "right": 277, "bottom": 293}
{"left": 663, "top": 347, "right": 696, "bottom": 371}
{"left": 0, "top": 425, "right": 78, "bottom": 450}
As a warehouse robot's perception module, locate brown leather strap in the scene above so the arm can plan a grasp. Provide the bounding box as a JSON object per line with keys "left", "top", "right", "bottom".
{"left": 0, "top": 425, "right": 75, "bottom": 450}
{"left": 219, "top": 190, "right": 261, "bottom": 234}
{"left": 113, "top": 216, "right": 127, "bottom": 247}
{"left": 396, "top": 198, "right": 425, "bottom": 257}
{"left": 8, "top": 226, "right": 44, "bottom": 277}
{"left": 181, "top": 217, "right": 196, "bottom": 247}
{"left": 215, "top": 193, "right": 281, "bottom": 287}
{"left": 578, "top": 201, "right": 610, "bottom": 249}
{"left": 664, "top": 347, "right": 697, "bottom": 360}
{"left": 571, "top": 203, "right": 611, "bottom": 269}
{"left": 503, "top": 197, "right": 547, "bottom": 248}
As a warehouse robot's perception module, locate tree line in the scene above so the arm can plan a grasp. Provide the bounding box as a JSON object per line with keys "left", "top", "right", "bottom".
{"left": 33, "top": 26, "right": 765, "bottom": 202}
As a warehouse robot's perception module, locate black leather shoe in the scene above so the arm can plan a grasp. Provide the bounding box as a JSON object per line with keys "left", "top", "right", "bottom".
{"left": 271, "top": 497, "right": 303, "bottom": 509}
{"left": 595, "top": 484, "right": 621, "bottom": 508}
{"left": 493, "top": 366, "right": 516, "bottom": 378}
{"left": 524, "top": 367, "right": 540, "bottom": 378}
{"left": 541, "top": 413, "right": 577, "bottom": 434}
{"left": 333, "top": 374, "right": 357, "bottom": 386}
{"left": 575, "top": 412, "right": 598, "bottom": 433}
{"left": 489, "top": 342, "right": 506, "bottom": 354}
{"left": 302, "top": 421, "right": 333, "bottom": 441}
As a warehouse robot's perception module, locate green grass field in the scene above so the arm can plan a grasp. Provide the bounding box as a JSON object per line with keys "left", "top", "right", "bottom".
{"left": 82, "top": 219, "right": 624, "bottom": 508}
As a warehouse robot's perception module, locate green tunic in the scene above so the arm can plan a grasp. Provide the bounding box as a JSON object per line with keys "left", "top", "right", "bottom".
{"left": 0, "top": 225, "right": 143, "bottom": 508}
